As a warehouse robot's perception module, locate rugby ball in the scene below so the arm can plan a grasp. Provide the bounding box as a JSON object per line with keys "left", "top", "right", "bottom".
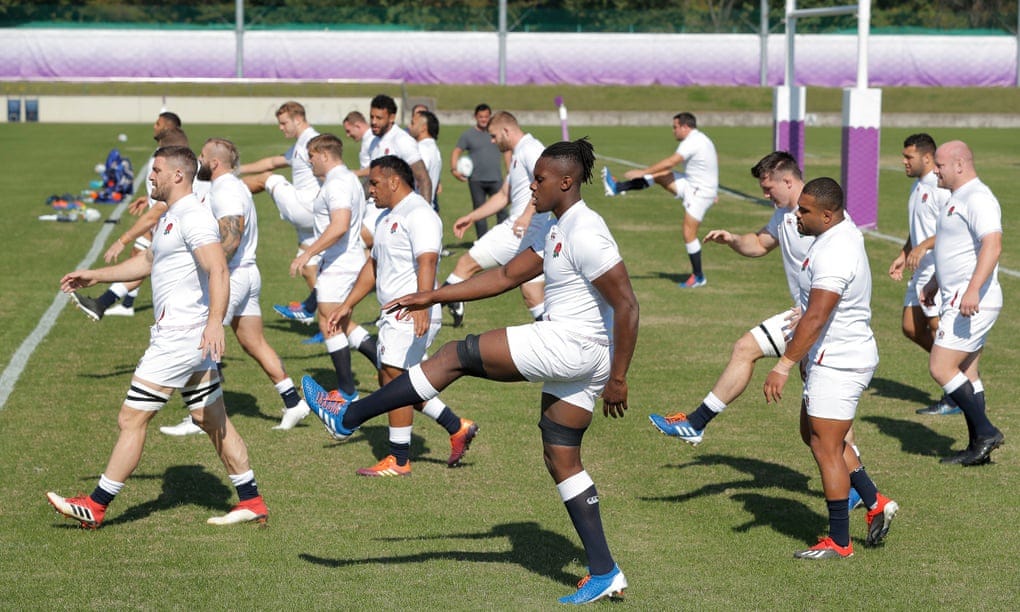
{"left": 456, "top": 155, "right": 474, "bottom": 178}
{"left": 84, "top": 208, "right": 102, "bottom": 222}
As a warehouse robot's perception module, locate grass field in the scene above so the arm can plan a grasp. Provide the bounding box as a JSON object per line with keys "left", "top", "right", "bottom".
{"left": 0, "top": 117, "right": 1017, "bottom": 609}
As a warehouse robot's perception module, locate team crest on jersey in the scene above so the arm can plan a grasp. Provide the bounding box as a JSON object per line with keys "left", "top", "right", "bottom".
{"left": 801, "top": 257, "right": 809, "bottom": 270}
{"left": 553, "top": 242, "right": 563, "bottom": 257}
{"left": 163, "top": 222, "right": 173, "bottom": 235}
{"left": 921, "top": 193, "right": 928, "bottom": 203}
{"left": 947, "top": 206, "right": 955, "bottom": 216}
{"left": 390, "top": 221, "right": 399, "bottom": 234}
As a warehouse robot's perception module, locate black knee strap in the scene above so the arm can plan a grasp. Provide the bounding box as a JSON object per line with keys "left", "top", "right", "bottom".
{"left": 539, "top": 413, "right": 586, "bottom": 447}
{"left": 456, "top": 334, "right": 488, "bottom": 378}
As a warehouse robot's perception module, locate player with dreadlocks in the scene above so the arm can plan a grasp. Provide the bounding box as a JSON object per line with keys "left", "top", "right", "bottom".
{"left": 303, "top": 138, "right": 639, "bottom": 604}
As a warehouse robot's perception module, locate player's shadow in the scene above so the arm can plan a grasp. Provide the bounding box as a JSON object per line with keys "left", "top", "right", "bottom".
{"left": 860, "top": 414, "right": 957, "bottom": 458}
{"left": 300, "top": 520, "right": 584, "bottom": 586}
{"left": 641, "top": 453, "right": 811, "bottom": 504}
{"left": 99, "top": 464, "right": 233, "bottom": 528}
{"left": 868, "top": 376, "right": 933, "bottom": 406}
{"left": 220, "top": 389, "right": 273, "bottom": 423}
{"left": 653, "top": 271, "right": 696, "bottom": 285}
{"left": 729, "top": 493, "right": 826, "bottom": 543}
{"left": 78, "top": 364, "right": 139, "bottom": 379}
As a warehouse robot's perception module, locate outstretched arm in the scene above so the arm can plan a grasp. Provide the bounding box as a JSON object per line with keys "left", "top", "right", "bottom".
{"left": 453, "top": 179, "right": 510, "bottom": 238}
{"left": 385, "top": 247, "right": 543, "bottom": 315}
{"left": 238, "top": 155, "right": 287, "bottom": 175}
{"left": 704, "top": 226, "right": 778, "bottom": 258}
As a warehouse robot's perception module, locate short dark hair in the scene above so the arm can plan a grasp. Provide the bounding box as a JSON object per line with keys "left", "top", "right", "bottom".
{"left": 474, "top": 103, "right": 492, "bottom": 115}
{"left": 419, "top": 110, "right": 439, "bottom": 139}
{"left": 541, "top": 137, "right": 596, "bottom": 185}
{"left": 370, "top": 155, "right": 414, "bottom": 188}
{"left": 370, "top": 94, "right": 398, "bottom": 115}
{"left": 751, "top": 151, "right": 802, "bottom": 181}
{"left": 903, "top": 133, "right": 937, "bottom": 156}
{"left": 154, "top": 145, "right": 198, "bottom": 181}
{"left": 802, "top": 177, "right": 844, "bottom": 212}
{"left": 308, "top": 133, "right": 344, "bottom": 160}
{"left": 673, "top": 112, "right": 697, "bottom": 128}
{"left": 158, "top": 111, "right": 182, "bottom": 128}
{"left": 158, "top": 126, "right": 189, "bottom": 148}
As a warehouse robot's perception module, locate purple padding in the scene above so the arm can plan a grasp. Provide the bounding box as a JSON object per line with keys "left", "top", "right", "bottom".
{"left": 774, "top": 120, "right": 805, "bottom": 172}
{"left": 841, "top": 126, "right": 879, "bottom": 229}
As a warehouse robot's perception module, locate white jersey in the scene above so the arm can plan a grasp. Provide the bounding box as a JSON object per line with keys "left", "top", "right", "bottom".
{"left": 797, "top": 218, "right": 878, "bottom": 370}
{"left": 208, "top": 173, "right": 258, "bottom": 270}
{"left": 934, "top": 177, "right": 1003, "bottom": 310}
{"left": 358, "top": 134, "right": 375, "bottom": 170}
{"left": 675, "top": 129, "right": 718, "bottom": 197}
{"left": 368, "top": 125, "right": 422, "bottom": 166}
{"left": 285, "top": 126, "right": 320, "bottom": 199}
{"left": 372, "top": 192, "right": 442, "bottom": 321}
{"left": 140, "top": 154, "right": 210, "bottom": 208}
{"left": 908, "top": 171, "right": 950, "bottom": 276}
{"left": 765, "top": 206, "right": 815, "bottom": 304}
{"left": 505, "top": 133, "right": 545, "bottom": 222}
{"left": 314, "top": 164, "right": 366, "bottom": 268}
{"left": 534, "top": 201, "right": 622, "bottom": 343}
{"left": 418, "top": 137, "right": 442, "bottom": 204}
{"left": 149, "top": 193, "right": 221, "bottom": 329}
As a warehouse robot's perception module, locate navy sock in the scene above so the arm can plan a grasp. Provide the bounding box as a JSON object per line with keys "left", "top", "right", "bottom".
{"left": 685, "top": 403, "right": 717, "bottom": 431}
{"left": 302, "top": 289, "right": 317, "bottom": 314}
{"left": 848, "top": 466, "right": 879, "bottom": 509}
{"left": 343, "top": 373, "right": 424, "bottom": 431}
{"left": 235, "top": 478, "right": 260, "bottom": 502}
{"left": 391, "top": 442, "right": 410, "bottom": 466}
{"left": 98, "top": 289, "right": 119, "bottom": 309}
{"left": 90, "top": 487, "right": 115, "bottom": 507}
{"left": 615, "top": 177, "right": 651, "bottom": 192}
{"left": 827, "top": 498, "right": 850, "bottom": 547}
{"left": 564, "top": 484, "right": 615, "bottom": 575}
{"left": 356, "top": 335, "right": 379, "bottom": 365}
{"left": 121, "top": 293, "right": 135, "bottom": 308}
{"left": 949, "top": 380, "right": 997, "bottom": 439}
{"left": 280, "top": 386, "right": 301, "bottom": 409}
{"left": 436, "top": 406, "right": 462, "bottom": 435}
{"left": 689, "top": 249, "right": 704, "bottom": 279}
{"left": 329, "top": 347, "right": 357, "bottom": 396}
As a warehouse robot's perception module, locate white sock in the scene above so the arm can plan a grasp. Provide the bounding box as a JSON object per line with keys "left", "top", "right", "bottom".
{"left": 389, "top": 425, "right": 413, "bottom": 445}
{"left": 98, "top": 474, "right": 124, "bottom": 496}
{"left": 408, "top": 364, "right": 439, "bottom": 400}
{"left": 528, "top": 303, "right": 545, "bottom": 320}
{"left": 421, "top": 397, "right": 446, "bottom": 420}
{"left": 348, "top": 325, "right": 369, "bottom": 348}
{"left": 228, "top": 470, "right": 255, "bottom": 487}
{"left": 273, "top": 377, "right": 295, "bottom": 394}
{"left": 446, "top": 273, "right": 466, "bottom": 285}
{"left": 110, "top": 283, "right": 129, "bottom": 298}
{"left": 556, "top": 471, "right": 594, "bottom": 502}
{"left": 324, "top": 333, "right": 350, "bottom": 353}
{"left": 703, "top": 392, "right": 726, "bottom": 413}
{"left": 685, "top": 239, "right": 702, "bottom": 255}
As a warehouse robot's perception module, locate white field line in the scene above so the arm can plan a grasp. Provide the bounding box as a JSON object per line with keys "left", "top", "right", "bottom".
{"left": 0, "top": 200, "right": 132, "bottom": 409}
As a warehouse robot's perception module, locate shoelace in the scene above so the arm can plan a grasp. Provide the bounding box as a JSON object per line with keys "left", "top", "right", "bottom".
{"left": 317, "top": 391, "right": 348, "bottom": 415}
{"left": 663, "top": 412, "right": 688, "bottom": 423}
{"left": 576, "top": 574, "right": 591, "bottom": 588}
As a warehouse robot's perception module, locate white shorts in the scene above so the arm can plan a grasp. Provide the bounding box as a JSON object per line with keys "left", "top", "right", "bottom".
{"left": 265, "top": 174, "right": 315, "bottom": 242}
{"left": 505, "top": 321, "right": 611, "bottom": 412}
{"left": 802, "top": 364, "right": 874, "bottom": 421}
{"left": 134, "top": 324, "right": 217, "bottom": 389}
{"left": 316, "top": 254, "right": 364, "bottom": 304}
{"left": 935, "top": 307, "right": 1000, "bottom": 353}
{"left": 377, "top": 311, "right": 441, "bottom": 370}
{"left": 224, "top": 265, "right": 262, "bottom": 323}
{"left": 671, "top": 173, "right": 716, "bottom": 222}
{"left": 904, "top": 263, "right": 940, "bottom": 318}
{"left": 750, "top": 309, "right": 798, "bottom": 358}
{"left": 468, "top": 222, "right": 519, "bottom": 269}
